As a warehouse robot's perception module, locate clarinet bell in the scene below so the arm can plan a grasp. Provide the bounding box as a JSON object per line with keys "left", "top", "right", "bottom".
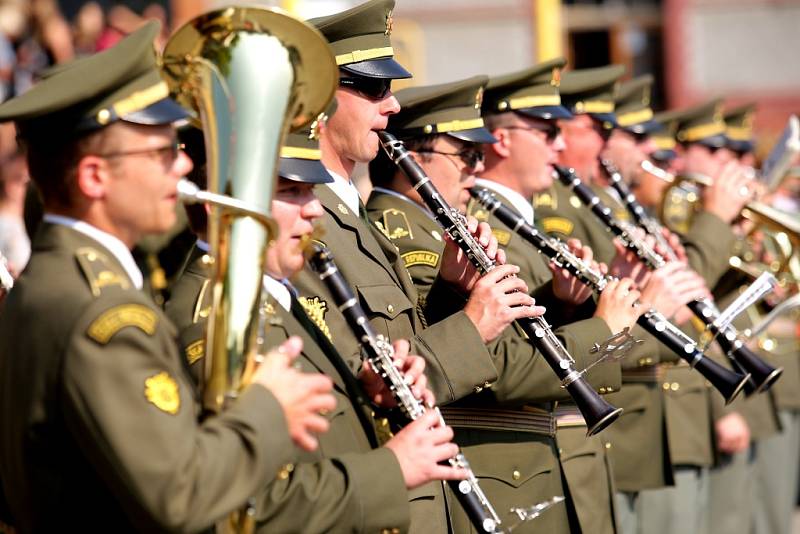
{"left": 729, "top": 345, "right": 783, "bottom": 395}
{"left": 693, "top": 356, "right": 750, "bottom": 405}
{"left": 567, "top": 379, "right": 623, "bottom": 436}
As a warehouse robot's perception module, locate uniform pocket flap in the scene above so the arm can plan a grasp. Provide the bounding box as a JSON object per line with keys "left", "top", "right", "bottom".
{"left": 461, "top": 442, "right": 554, "bottom": 489}
{"left": 357, "top": 284, "right": 413, "bottom": 320}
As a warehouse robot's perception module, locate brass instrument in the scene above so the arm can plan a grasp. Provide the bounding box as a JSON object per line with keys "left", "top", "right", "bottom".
{"left": 162, "top": 6, "right": 336, "bottom": 413}
{"left": 162, "top": 7, "right": 336, "bottom": 532}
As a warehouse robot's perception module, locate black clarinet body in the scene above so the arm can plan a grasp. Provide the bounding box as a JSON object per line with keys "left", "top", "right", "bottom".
{"left": 554, "top": 165, "right": 780, "bottom": 393}
{"left": 309, "top": 246, "right": 505, "bottom": 534}
{"left": 599, "top": 163, "right": 783, "bottom": 394}
{"left": 379, "top": 131, "right": 622, "bottom": 436}
{"left": 469, "top": 187, "right": 749, "bottom": 404}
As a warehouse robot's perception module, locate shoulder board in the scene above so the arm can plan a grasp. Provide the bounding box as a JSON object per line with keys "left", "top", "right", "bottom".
{"left": 540, "top": 217, "right": 574, "bottom": 237}
{"left": 533, "top": 191, "right": 557, "bottom": 209}
{"left": 87, "top": 304, "right": 158, "bottom": 344}
{"left": 492, "top": 229, "right": 511, "bottom": 246}
{"left": 381, "top": 208, "right": 413, "bottom": 240}
{"left": 75, "top": 247, "right": 131, "bottom": 297}
{"left": 401, "top": 250, "right": 440, "bottom": 268}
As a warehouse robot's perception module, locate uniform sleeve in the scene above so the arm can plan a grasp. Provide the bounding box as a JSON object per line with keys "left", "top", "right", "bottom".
{"left": 61, "top": 296, "right": 295, "bottom": 533}
{"left": 256, "top": 448, "right": 409, "bottom": 533}
{"left": 682, "top": 211, "right": 736, "bottom": 287}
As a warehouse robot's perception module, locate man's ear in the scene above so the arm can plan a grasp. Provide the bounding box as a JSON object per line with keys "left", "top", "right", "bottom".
{"left": 489, "top": 127, "right": 512, "bottom": 158}
{"left": 75, "top": 155, "right": 109, "bottom": 200}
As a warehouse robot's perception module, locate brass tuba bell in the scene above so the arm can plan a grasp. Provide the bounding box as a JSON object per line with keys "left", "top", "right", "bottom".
{"left": 161, "top": 6, "right": 337, "bottom": 414}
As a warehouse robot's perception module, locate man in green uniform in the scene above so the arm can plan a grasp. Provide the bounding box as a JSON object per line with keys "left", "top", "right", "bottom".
{"left": 366, "top": 66, "right": 657, "bottom": 534}
{"left": 0, "top": 23, "right": 338, "bottom": 532}
{"left": 167, "top": 123, "right": 470, "bottom": 533}
{"left": 293, "top": 4, "right": 546, "bottom": 531}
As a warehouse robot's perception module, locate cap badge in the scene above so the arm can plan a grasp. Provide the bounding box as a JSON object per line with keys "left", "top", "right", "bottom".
{"left": 475, "top": 86, "right": 484, "bottom": 110}
{"left": 551, "top": 68, "right": 561, "bottom": 87}
{"left": 385, "top": 9, "right": 394, "bottom": 35}
{"left": 308, "top": 111, "right": 327, "bottom": 140}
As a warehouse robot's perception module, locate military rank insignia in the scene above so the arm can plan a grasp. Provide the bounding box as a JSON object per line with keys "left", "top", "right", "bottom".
{"left": 491, "top": 229, "right": 511, "bottom": 246}
{"left": 533, "top": 192, "right": 556, "bottom": 209}
{"left": 298, "top": 296, "right": 333, "bottom": 341}
{"left": 185, "top": 339, "right": 204, "bottom": 365}
{"left": 144, "top": 371, "right": 180, "bottom": 415}
{"left": 76, "top": 247, "right": 131, "bottom": 296}
{"left": 381, "top": 208, "right": 412, "bottom": 240}
{"left": 87, "top": 304, "right": 157, "bottom": 344}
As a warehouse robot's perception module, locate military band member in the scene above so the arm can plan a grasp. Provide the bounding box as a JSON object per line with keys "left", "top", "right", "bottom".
{"left": 0, "top": 23, "right": 338, "bottom": 532}
{"left": 167, "top": 125, "right": 468, "bottom": 533}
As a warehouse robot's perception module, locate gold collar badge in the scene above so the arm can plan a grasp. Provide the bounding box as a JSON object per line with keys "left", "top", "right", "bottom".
{"left": 385, "top": 9, "right": 394, "bottom": 35}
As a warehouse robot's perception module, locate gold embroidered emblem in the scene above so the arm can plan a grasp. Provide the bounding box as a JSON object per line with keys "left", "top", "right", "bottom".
{"left": 541, "top": 217, "right": 574, "bottom": 236}
{"left": 87, "top": 304, "right": 157, "bottom": 344}
{"left": 308, "top": 111, "right": 327, "bottom": 140}
{"left": 382, "top": 208, "right": 413, "bottom": 240}
{"left": 185, "top": 340, "right": 204, "bottom": 365}
{"left": 551, "top": 67, "right": 561, "bottom": 87}
{"left": 144, "top": 371, "right": 180, "bottom": 415}
{"left": 472, "top": 208, "right": 489, "bottom": 222}
{"left": 298, "top": 297, "right": 333, "bottom": 341}
{"left": 402, "top": 250, "right": 440, "bottom": 268}
{"left": 76, "top": 247, "right": 131, "bottom": 296}
{"left": 614, "top": 208, "right": 630, "bottom": 221}
{"left": 475, "top": 86, "right": 484, "bottom": 109}
{"left": 385, "top": 9, "right": 394, "bottom": 35}
{"left": 337, "top": 204, "right": 349, "bottom": 215}
{"left": 533, "top": 192, "right": 556, "bottom": 209}
{"left": 373, "top": 220, "right": 391, "bottom": 239}
{"left": 492, "top": 229, "right": 511, "bottom": 246}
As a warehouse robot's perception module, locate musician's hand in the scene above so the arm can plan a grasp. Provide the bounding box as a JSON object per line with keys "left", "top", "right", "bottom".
{"left": 641, "top": 263, "right": 709, "bottom": 319}
{"left": 609, "top": 240, "right": 651, "bottom": 286}
{"left": 253, "top": 336, "right": 336, "bottom": 452}
{"left": 464, "top": 264, "right": 546, "bottom": 343}
{"left": 703, "top": 160, "right": 753, "bottom": 223}
{"left": 439, "top": 217, "right": 503, "bottom": 294}
{"left": 715, "top": 412, "right": 751, "bottom": 454}
{"left": 385, "top": 409, "right": 468, "bottom": 489}
{"left": 549, "top": 238, "right": 595, "bottom": 305}
{"left": 594, "top": 277, "right": 644, "bottom": 333}
{"left": 359, "top": 339, "right": 435, "bottom": 408}
{"left": 661, "top": 227, "right": 688, "bottom": 263}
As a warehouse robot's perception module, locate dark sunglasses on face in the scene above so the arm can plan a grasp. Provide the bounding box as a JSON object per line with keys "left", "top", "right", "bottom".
{"left": 99, "top": 141, "right": 185, "bottom": 162}
{"left": 417, "top": 146, "right": 485, "bottom": 168}
{"left": 505, "top": 122, "right": 561, "bottom": 142}
{"left": 339, "top": 77, "right": 392, "bottom": 100}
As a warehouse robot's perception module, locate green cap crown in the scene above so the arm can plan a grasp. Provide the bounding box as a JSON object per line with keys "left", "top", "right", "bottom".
{"left": 614, "top": 75, "right": 658, "bottom": 132}
{"left": 559, "top": 65, "right": 625, "bottom": 115}
{"left": 672, "top": 98, "right": 726, "bottom": 147}
{"left": 724, "top": 103, "right": 756, "bottom": 142}
{"left": 482, "top": 58, "right": 568, "bottom": 116}
{"left": 0, "top": 21, "right": 184, "bottom": 140}
{"left": 310, "top": 0, "right": 397, "bottom": 68}
{"left": 389, "top": 75, "right": 493, "bottom": 141}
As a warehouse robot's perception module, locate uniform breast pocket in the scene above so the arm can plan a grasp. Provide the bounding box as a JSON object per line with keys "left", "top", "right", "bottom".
{"left": 356, "top": 284, "right": 413, "bottom": 324}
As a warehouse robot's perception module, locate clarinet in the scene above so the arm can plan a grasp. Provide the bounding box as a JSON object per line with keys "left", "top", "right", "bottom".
{"left": 308, "top": 245, "right": 505, "bottom": 534}
{"left": 470, "top": 187, "right": 749, "bottom": 404}
{"left": 596, "top": 162, "right": 783, "bottom": 394}
{"left": 379, "top": 131, "right": 622, "bottom": 436}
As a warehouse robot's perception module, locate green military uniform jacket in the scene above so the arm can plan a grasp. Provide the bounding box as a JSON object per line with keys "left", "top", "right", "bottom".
{"left": 0, "top": 223, "right": 293, "bottom": 533}
{"left": 533, "top": 182, "right": 674, "bottom": 493}
{"left": 165, "top": 247, "right": 411, "bottom": 534}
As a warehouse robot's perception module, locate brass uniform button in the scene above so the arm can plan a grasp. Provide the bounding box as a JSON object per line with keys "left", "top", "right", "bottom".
{"left": 276, "top": 463, "right": 294, "bottom": 480}
{"left": 512, "top": 470, "right": 521, "bottom": 481}
{"left": 605, "top": 442, "right": 612, "bottom": 450}
{"left": 670, "top": 382, "right": 680, "bottom": 391}
{"left": 201, "top": 254, "right": 214, "bottom": 266}
{"left": 387, "top": 304, "right": 394, "bottom": 313}
{"left": 662, "top": 382, "right": 670, "bottom": 391}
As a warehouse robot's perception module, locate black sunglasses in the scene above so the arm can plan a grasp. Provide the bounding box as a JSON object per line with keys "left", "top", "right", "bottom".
{"left": 505, "top": 122, "right": 561, "bottom": 142}
{"left": 339, "top": 77, "right": 392, "bottom": 100}
{"left": 416, "top": 147, "right": 485, "bottom": 169}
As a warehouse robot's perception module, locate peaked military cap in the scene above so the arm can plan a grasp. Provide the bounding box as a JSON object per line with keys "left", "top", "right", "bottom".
{"left": 388, "top": 75, "right": 497, "bottom": 144}
{"left": 482, "top": 58, "right": 572, "bottom": 120}
{"left": 310, "top": 0, "right": 411, "bottom": 80}
{"left": 278, "top": 100, "right": 337, "bottom": 184}
{"left": 672, "top": 98, "right": 727, "bottom": 148}
{"left": 0, "top": 21, "right": 188, "bottom": 141}
{"left": 651, "top": 110, "right": 680, "bottom": 162}
{"left": 615, "top": 74, "right": 660, "bottom": 135}
{"left": 724, "top": 103, "right": 756, "bottom": 154}
{"left": 559, "top": 65, "right": 625, "bottom": 128}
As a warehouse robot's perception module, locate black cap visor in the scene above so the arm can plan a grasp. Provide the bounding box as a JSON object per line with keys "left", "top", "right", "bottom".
{"left": 726, "top": 139, "right": 754, "bottom": 154}
{"left": 447, "top": 126, "right": 498, "bottom": 144}
{"left": 516, "top": 105, "right": 572, "bottom": 121}
{"left": 624, "top": 118, "right": 661, "bottom": 136}
{"left": 651, "top": 149, "right": 677, "bottom": 163}
{"left": 340, "top": 57, "right": 412, "bottom": 80}
{"left": 589, "top": 112, "right": 618, "bottom": 129}
{"left": 122, "top": 97, "right": 192, "bottom": 126}
{"left": 696, "top": 134, "right": 728, "bottom": 150}
{"left": 278, "top": 157, "right": 333, "bottom": 184}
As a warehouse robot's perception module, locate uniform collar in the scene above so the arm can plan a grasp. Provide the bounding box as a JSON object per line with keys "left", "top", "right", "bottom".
{"left": 370, "top": 186, "right": 438, "bottom": 222}
{"left": 474, "top": 178, "right": 534, "bottom": 225}
{"left": 43, "top": 213, "right": 143, "bottom": 289}
{"left": 262, "top": 274, "right": 292, "bottom": 312}
{"left": 324, "top": 168, "right": 361, "bottom": 215}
